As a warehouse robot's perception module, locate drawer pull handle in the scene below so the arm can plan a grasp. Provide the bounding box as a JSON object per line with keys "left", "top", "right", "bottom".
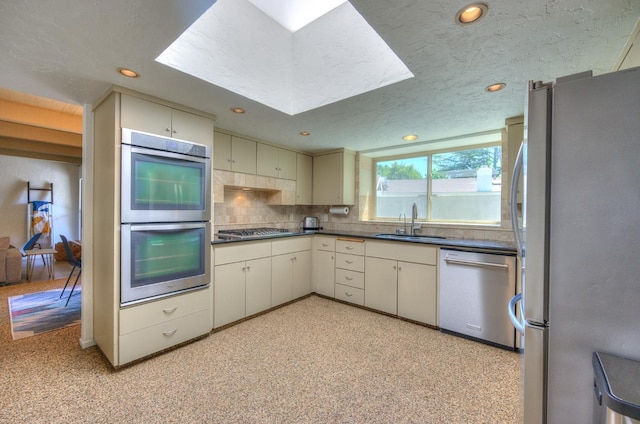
{"left": 163, "top": 307, "right": 178, "bottom": 314}
{"left": 345, "top": 276, "right": 353, "bottom": 281}
{"left": 163, "top": 329, "right": 178, "bottom": 337}
{"left": 345, "top": 260, "right": 354, "bottom": 264}
{"left": 346, "top": 246, "right": 354, "bottom": 250}
{"left": 322, "top": 243, "right": 329, "bottom": 247}
{"left": 345, "top": 292, "right": 353, "bottom": 297}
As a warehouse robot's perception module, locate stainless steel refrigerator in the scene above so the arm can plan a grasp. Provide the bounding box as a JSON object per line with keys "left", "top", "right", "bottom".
{"left": 509, "top": 66, "right": 640, "bottom": 423}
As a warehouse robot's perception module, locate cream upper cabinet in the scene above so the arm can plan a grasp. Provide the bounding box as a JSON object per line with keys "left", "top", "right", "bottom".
{"left": 312, "top": 149, "right": 356, "bottom": 205}
{"left": 213, "top": 131, "right": 257, "bottom": 174}
{"left": 257, "top": 144, "right": 296, "bottom": 180}
{"left": 296, "top": 153, "right": 313, "bottom": 205}
{"left": 120, "top": 94, "right": 213, "bottom": 146}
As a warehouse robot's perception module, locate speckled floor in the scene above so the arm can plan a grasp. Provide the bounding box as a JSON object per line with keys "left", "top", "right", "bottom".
{"left": 1, "top": 279, "right": 523, "bottom": 423}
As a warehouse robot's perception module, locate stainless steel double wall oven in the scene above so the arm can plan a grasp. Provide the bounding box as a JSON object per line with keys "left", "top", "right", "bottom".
{"left": 120, "top": 128, "right": 211, "bottom": 305}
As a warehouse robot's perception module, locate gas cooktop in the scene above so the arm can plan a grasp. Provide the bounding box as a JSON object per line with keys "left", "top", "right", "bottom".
{"left": 216, "top": 228, "right": 293, "bottom": 240}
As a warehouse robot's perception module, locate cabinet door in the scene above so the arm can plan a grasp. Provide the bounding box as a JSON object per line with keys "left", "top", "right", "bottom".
{"left": 214, "top": 262, "right": 246, "bottom": 328}
{"left": 120, "top": 95, "right": 172, "bottom": 137}
{"left": 171, "top": 109, "right": 213, "bottom": 146}
{"left": 213, "top": 131, "right": 232, "bottom": 170}
{"left": 296, "top": 153, "right": 313, "bottom": 205}
{"left": 313, "top": 152, "right": 342, "bottom": 205}
{"left": 231, "top": 136, "right": 257, "bottom": 174}
{"left": 292, "top": 250, "right": 311, "bottom": 298}
{"left": 245, "top": 257, "right": 272, "bottom": 317}
{"left": 365, "top": 257, "right": 398, "bottom": 314}
{"left": 271, "top": 253, "right": 293, "bottom": 307}
{"left": 313, "top": 250, "right": 335, "bottom": 297}
{"left": 398, "top": 262, "right": 437, "bottom": 326}
{"left": 278, "top": 148, "right": 297, "bottom": 180}
{"left": 256, "top": 143, "right": 279, "bottom": 178}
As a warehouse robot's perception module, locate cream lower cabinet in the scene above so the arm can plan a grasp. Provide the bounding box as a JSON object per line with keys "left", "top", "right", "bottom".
{"left": 213, "top": 241, "right": 271, "bottom": 328}
{"left": 118, "top": 287, "right": 212, "bottom": 365}
{"left": 364, "top": 257, "right": 398, "bottom": 314}
{"left": 365, "top": 241, "right": 438, "bottom": 326}
{"left": 271, "top": 237, "right": 312, "bottom": 306}
{"left": 312, "top": 236, "right": 336, "bottom": 297}
{"left": 334, "top": 238, "right": 366, "bottom": 306}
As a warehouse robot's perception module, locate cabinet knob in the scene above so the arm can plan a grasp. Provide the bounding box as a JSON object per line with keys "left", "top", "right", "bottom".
{"left": 165, "top": 127, "right": 171, "bottom": 133}
{"left": 246, "top": 265, "right": 251, "bottom": 271}
{"left": 173, "top": 129, "right": 177, "bottom": 134}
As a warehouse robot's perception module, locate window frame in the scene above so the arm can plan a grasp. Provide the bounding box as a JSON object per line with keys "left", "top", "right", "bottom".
{"left": 372, "top": 141, "right": 502, "bottom": 225}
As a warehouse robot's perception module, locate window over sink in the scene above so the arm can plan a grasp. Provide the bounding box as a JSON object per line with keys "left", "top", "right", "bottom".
{"left": 374, "top": 143, "right": 502, "bottom": 224}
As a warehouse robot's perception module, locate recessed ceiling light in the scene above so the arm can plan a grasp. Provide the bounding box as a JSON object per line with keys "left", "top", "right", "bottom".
{"left": 300, "top": 131, "right": 311, "bottom": 136}
{"left": 455, "top": 3, "right": 488, "bottom": 25}
{"left": 403, "top": 134, "right": 418, "bottom": 141}
{"left": 231, "top": 107, "right": 246, "bottom": 114}
{"left": 117, "top": 68, "right": 139, "bottom": 78}
{"left": 486, "top": 82, "right": 506, "bottom": 92}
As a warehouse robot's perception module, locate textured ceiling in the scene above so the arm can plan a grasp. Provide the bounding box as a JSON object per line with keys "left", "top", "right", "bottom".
{"left": 0, "top": 0, "right": 638, "bottom": 155}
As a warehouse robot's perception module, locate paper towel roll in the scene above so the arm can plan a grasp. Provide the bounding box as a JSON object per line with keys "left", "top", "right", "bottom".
{"left": 329, "top": 206, "right": 349, "bottom": 215}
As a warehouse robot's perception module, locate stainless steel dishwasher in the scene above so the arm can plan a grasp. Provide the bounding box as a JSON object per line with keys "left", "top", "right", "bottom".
{"left": 439, "top": 249, "right": 517, "bottom": 350}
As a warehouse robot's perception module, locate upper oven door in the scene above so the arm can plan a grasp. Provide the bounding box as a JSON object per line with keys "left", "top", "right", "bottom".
{"left": 121, "top": 143, "right": 211, "bottom": 223}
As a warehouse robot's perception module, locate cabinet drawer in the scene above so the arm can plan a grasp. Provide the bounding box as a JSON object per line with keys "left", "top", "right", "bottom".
{"left": 214, "top": 240, "right": 271, "bottom": 264}
{"left": 119, "top": 309, "right": 211, "bottom": 365}
{"left": 336, "top": 239, "right": 365, "bottom": 255}
{"left": 335, "top": 268, "right": 364, "bottom": 289}
{"left": 272, "top": 236, "right": 312, "bottom": 255}
{"left": 313, "top": 236, "right": 335, "bottom": 251}
{"left": 336, "top": 253, "right": 365, "bottom": 272}
{"left": 119, "top": 288, "right": 211, "bottom": 335}
{"left": 335, "top": 283, "right": 364, "bottom": 306}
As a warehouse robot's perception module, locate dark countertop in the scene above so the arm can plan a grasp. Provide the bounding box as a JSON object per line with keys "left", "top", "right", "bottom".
{"left": 593, "top": 352, "right": 640, "bottom": 420}
{"left": 212, "top": 229, "right": 517, "bottom": 254}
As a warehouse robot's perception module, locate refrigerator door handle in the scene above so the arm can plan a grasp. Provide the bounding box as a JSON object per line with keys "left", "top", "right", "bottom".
{"left": 508, "top": 293, "right": 525, "bottom": 334}
{"left": 510, "top": 141, "right": 525, "bottom": 258}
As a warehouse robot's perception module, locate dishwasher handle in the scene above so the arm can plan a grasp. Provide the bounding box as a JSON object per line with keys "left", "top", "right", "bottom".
{"left": 444, "top": 256, "right": 510, "bottom": 270}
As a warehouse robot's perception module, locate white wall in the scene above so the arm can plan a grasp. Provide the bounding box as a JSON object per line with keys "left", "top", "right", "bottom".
{"left": 0, "top": 154, "right": 81, "bottom": 247}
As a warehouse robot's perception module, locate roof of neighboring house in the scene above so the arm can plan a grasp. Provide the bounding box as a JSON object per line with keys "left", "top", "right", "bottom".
{"left": 378, "top": 178, "right": 501, "bottom": 194}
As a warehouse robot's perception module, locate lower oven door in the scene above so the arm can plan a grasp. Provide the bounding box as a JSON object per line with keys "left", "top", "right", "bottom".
{"left": 121, "top": 222, "right": 210, "bottom": 305}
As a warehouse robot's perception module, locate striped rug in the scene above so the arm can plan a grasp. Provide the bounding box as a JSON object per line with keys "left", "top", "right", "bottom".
{"left": 8, "top": 286, "right": 81, "bottom": 340}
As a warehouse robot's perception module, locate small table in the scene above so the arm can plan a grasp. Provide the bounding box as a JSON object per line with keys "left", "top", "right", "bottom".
{"left": 25, "top": 248, "right": 57, "bottom": 281}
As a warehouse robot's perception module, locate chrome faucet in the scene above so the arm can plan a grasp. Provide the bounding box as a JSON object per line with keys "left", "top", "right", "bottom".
{"left": 411, "top": 202, "right": 421, "bottom": 235}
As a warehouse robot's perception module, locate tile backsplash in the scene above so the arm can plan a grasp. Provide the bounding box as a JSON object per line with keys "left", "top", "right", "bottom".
{"left": 213, "top": 186, "right": 514, "bottom": 244}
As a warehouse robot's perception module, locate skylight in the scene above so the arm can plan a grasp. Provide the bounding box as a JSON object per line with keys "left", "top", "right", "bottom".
{"left": 155, "top": 0, "right": 413, "bottom": 115}
{"left": 247, "top": 0, "right": 348, "bottom": 33}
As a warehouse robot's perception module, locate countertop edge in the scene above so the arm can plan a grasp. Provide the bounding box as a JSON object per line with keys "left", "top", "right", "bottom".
{"left": 212, "top": 230, "right": 517, "bottom": 254}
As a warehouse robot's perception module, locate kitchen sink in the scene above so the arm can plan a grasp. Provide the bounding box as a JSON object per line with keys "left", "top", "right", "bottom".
{"left": 374, "top": 233, "right": 446, "bottom": 242}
